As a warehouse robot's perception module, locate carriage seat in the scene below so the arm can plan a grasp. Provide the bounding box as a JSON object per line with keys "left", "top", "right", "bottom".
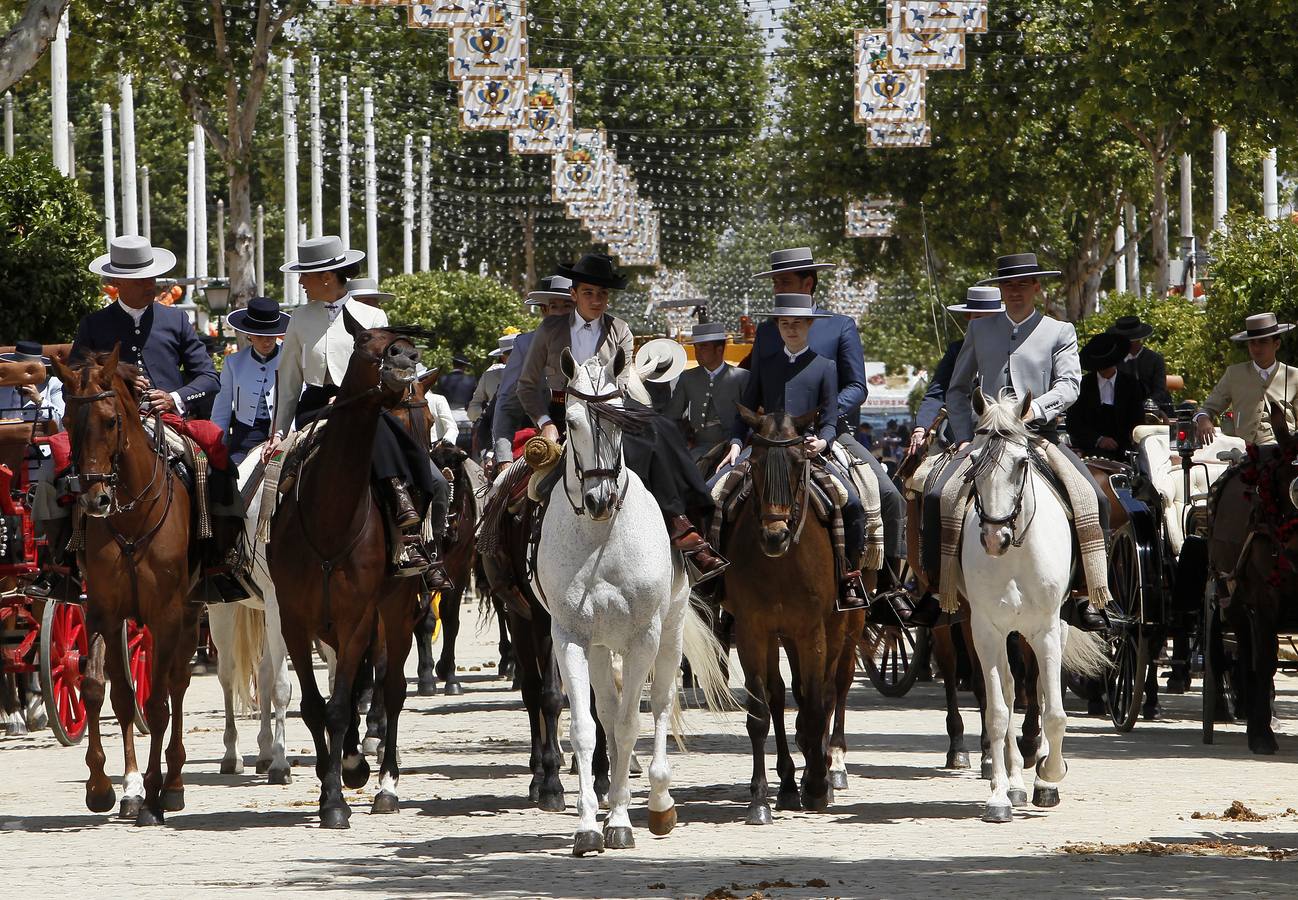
{"left": 1131, "top": 425, "right": 1245, "bottom": 556}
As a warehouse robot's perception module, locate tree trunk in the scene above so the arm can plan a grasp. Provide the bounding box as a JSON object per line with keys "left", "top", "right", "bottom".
{"left": 227, "top": 164, "right": 256, "bottom": 309}
{"left": 0, "top": 0, "right": 70, "bottom": 93}
{"left": 1150, "top": 147, "right": 1170, "bottom": 297}
{"left": 522, "top": 205, "right": 536, "bottom": 292}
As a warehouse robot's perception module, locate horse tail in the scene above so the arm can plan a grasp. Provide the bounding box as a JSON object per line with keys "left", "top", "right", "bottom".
{"left": 1061, "top": 624, "right": 1109, "bottom": 679}
{"left": 680, "top": 601, "right": 738, "bottom": 718}
{"left": 230, "top": 603, "right": 266, "bottom": 714}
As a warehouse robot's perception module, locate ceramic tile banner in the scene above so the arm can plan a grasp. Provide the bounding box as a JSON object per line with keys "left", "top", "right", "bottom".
{"left": 846, "top": 198, "right": 898, "bottom": 237}
{"left": 448, "top": 3, "right": 527, "bottom": 80}
{"left": 408, "top": 2, "right": 477, "bottom": 28}
{"left": 854, "top": 31, "right": 927, "bottom": 124}
{"left": 458, "top": 77, "right": 526, "bottom": 130}
{"left": 890, "top": 23, "right": 966, "bottom": 69}
{"left": 551, "top": 129, "right": 609, "bottom": 202}
{"left": 888, "top": 1, "right": 988, "bottom": 34}
{"left": 509, "top": 68, "right": 574, "bottom": 154}
{"left": 865, "top": 121, "right": 933, "bottom": 147}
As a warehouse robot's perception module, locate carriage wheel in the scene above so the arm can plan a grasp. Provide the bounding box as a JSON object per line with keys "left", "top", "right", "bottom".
{"left": 38, "top": 601, "right": 89, "bottom": 746}
{"left": 860, "top": 619, "right": 931, "bottom": 698}
{"left": 121, "top": 620, "right": 152, "bottom": 736}
{"left": 1104, "top": 524, "right": 1149, "bottom": 732}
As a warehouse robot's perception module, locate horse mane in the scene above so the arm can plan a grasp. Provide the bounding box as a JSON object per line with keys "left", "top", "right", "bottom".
{"left": 977, "top": 390, "right": 1030, "bottom": 439}
{"left": 64, "top": 351, "right": 142, "bottom": 401}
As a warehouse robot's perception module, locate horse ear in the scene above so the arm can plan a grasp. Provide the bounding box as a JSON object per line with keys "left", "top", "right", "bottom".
{"left": 791, "top": 409, "right": 819, "bottom": 433}
{"left": 99, "top": 343, "right": 121, "bottom": 386}
{"left": 560, "top": 347, "right": 577, "bottom": 382}
{"left": 49, "top": 351, "right": 76, "bottom": 390}
{"left": 972, "top": 388, "right": 986, "bottom": 417}
{"left": 736, "top": 403, "right": 762, "bottom": 428}
{"left": 341, "top": 306, "right": 363, "bottom": 338}
{"left": 1018, "top": 390, "right": 1034, "bottom": 420}
{"left": 609, "top": 346, "right": 627, "bottom": 382}
{"left": 418, "top": 367, "right": 440, "bottom": 393}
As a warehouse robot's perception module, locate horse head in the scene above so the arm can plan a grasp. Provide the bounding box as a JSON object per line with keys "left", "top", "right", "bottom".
{"left": 341, "top": 308, "right": 423, "bottom": 405}
{"left": 968, "top": 388, "right": 1035, "bottom": 557}
{"left": 737, "top": 404, "right": 817, "bottom": 558}
{"left": 560, "top": 346, "right": 630, "bottom": 520}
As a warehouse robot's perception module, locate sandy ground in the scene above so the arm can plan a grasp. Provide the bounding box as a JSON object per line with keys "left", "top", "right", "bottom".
{"left": 1, "top": 617, "right": 1296, "bottom": 899}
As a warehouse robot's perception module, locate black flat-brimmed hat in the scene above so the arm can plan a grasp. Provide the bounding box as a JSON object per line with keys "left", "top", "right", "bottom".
{"left": 89, "top": 235, "right": 177, "bottom": 280}
{"left": 946, "top": 285, "right": 1004, "bottom": 314}
{"left": 527, "top": 274, "right": 574, "bottom": 304}
{"left": 0, "top": 340, "right": 50, "bottom": 364}
{"left": 1230, "top": 312, "right": 1295, "bottom": 342}
{"left": 227, "top": 296, "right": 291, "bottom": 336}
{"left": 452, "top": 355, "right": 472, "bottom": 367}
{"left": 763, "top": 293, "right": 833, "bottom": 318}
{"left": 1079, "top": 333, "right": 1127, "bottom": 372}
{"left": 754, "top": 247, "right": 836, "bottom": 279}
{"left": 555, "top": 254, "right": 628, "bottom": 290}
{"left": 280, "top": 235, "right": 365, "bottom": 273}
{"left": 1108, "top": 315, "right": 1154, "bottom": 341}
{"left": 977, "top": 252, "right": 1062, "bottom": 284}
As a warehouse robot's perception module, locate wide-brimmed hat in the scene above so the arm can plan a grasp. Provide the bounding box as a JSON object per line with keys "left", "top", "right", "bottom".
{"left": 635, "top": 338, "right": 688, "bottom": 383}
{"left": 345, "top": 277, "right": 394, "bottom": 305}
{"left": 227, "top": 297, "right": 291, "bottom": 336}
{"left": 1107, "top": 315, "right": 1154, "bottom": 341}
{"left": 452, "top": 355, "right": 472, "bottom": 368}
{"left": 753, "top": 247, "right": 836, "bottom": 279}
{"left": 280, "top": 235, "right": 365, "bottom": 273}
{"left": 527, "top": 274, "right": 574, "bottom": 303}
{"left": 946, "top": 285, "right": 1004, "bottom": 314}
{"left": 555, "top": 254, "right": 628, "bottom": 290}
{"left": 1079, "top": 333, "right": 1127, "bottom": 372}
{"left": 1230, "top": 312, "right": 1295, "bottom": 342}
{"left": 683, "top": 322, "right": 728, "bottom": 344}
{"left": 976, "top": 252, "right": 1062, "bottom": 285}
{"left": 763, "top": 293, "right": 833, "bottom": 318}
{"left": 488, "top": 334, "right": 517, "bottom": 358}
{"left": 0, "top": 340, "right": 50, "bottom": 364}
{"left": 89, "top": 234, "right": 177, "bottom": 280}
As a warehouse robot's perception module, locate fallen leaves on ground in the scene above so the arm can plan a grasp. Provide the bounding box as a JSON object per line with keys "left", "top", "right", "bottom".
{"left": 1062, "top": 839, "right": 1296, "bottom": 862}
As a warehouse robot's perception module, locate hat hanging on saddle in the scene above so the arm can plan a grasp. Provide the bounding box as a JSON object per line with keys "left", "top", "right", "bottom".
{"left": 1230, "top": 311, "right": 1295, "bottom": 342}
{"left": 976, "top": 252, "right": 1062, "bottom": 285}
{"left": 555, "top": 254, "right": 628, "bottom": 290}
{"left": 527, "top": 274, "right": 574, "bottom": 304}
{"left": 227, "top": 297, "right": 291, "bottom": 336}
{"left": 345, "top": 277, "right": 394, "bottom": 305}
{"left": 89, "top": 234, "right": 177, "bottom": 280}
{"left": 488, "top": 333, "right": 517, "bottom": 358}
{"left": 635, "top": 338, "right": 688, "bottom": 383}
{"left": 753, "top": 247, "right": 836, "bottom": 279}
{"left": 1079, "top": 333, "right": 1128, "bottom": 372}
{"left": 946, "top": 285, "right": 1005, "bottom": 314}
{"left": 683, "top": 321, "right": 728, "bottom": 344}
{"left": 280, "top": 234, "right": 365, "bottom": 273}
{"left": 1107, "top": 315, "right": 1154, "bottom": 341}
{"left": 0, "top": 340, "right": 51, "bottom": 365}
{"left": 764, "top": 293, "right": 833, "bottom": 318}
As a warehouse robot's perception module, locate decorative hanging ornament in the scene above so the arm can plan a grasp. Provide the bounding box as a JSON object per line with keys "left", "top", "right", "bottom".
{"left": 890, "top": 21, "right": 967, "bottom": 69}
{"left": 846, "top": 198, "right": 899, "bottom": 237}
{"left": 408, "top": 1, "right": 477, "bottom": 29}
{"left": 458, "top": 77, "right": 527, "bottom": 130}
{"left": 854, "top": 30, "right": 926, "bottom": 124}
{"left": 509, "top": 68, "right": 574, "bottom": 154}
{"left": 449, "top": 2, "right": 528, "bottom": 81}
{"left": 865, "top": 121, "right": 933, "bottom": 147}
{"left": 888, "top": 1, "right": 988, "bottom": 34}
{"left": 551, "top": 129, "right": 609, "bottom": 202}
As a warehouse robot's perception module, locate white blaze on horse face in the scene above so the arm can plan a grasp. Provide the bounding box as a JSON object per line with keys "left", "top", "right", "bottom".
{"left": 975, "top": 440, "right": 1030, "bottom": 558}
{"left": 565, "top": 359, "right": 623, "bottom": 520}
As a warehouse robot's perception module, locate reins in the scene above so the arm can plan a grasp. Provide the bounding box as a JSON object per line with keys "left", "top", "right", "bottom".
{"left": 966, "top": 430, "right": 1041, "bottom": 548}
{"left": 561, "top": 384, "right": 632, "bottom": 517}
{"left": 748, "top": 430, "right": 812, "bottom": 544}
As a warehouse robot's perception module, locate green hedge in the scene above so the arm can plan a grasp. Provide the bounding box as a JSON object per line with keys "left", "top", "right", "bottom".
{"left": 1077, "top": 291, "right": 1214, "bottom": 399}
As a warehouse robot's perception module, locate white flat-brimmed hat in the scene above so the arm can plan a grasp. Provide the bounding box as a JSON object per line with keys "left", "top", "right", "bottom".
{"left": 763, "top": 293, "right": 833, "bottom": 318}
{"left": 753, "top": 247, "right": 836, "bottom": 279}
{"left": 683, "top": 322, "right": 728, "bottom": 344}
{"left": 345, "top": 277, "right": 394, "bottom": 304}
{"left": 280, "top": 235, "right": 365, "bottom": 273}
{"left": 1230, "top": 312, "right": 1295, "bottom": 342}
{"left": 89, "top": 235, "right": 177, "bottom": 280}
{"left": 635, "top": 338, "right": 688, "bottom": 383}
{"left": 488, "top": 334, "right": 517, "bottom": 358}
{"left": 527, "top": 274, "right": 574, "bottom": 304}
{"left": 946, "top": 285, "right": 1004, "bottom": 314}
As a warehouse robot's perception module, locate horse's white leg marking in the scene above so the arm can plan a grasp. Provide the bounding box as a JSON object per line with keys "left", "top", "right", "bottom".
{"left": 259, "top": 586, "right": 293, "bottom": 780}
{"left": 122, "top": 770, "right": 145, "bottom": 799}
{"left": 555, "top": 629, "right": 599, "bottom": 838}
{"left": 606, "top": 635, "right": 656, "bottom": 832}
{"left": 1033, "top": 624, "right": 1068, "bottom": 785}
{"left": 971, "top": 618, "right": 1012, "bottom": 813}
{"left": 378, "top": 772, "right": 399, "bottom": 799}
{"left": 208, "top": 603, "right": 243, "bottom": 775}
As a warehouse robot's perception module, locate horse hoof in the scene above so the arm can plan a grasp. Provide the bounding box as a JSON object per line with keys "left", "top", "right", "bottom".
{"left": 135, "top": 805, "right": 165, "bottom": 826}
{"left": 801, "top": 790, "right": 831, "bottom": 813}
{"left": 417, "top": 680, "right": 437, "bottom": 697}
{"left": 1032, "top": 785, "right": 1060, "bottom": 808}
{"left": 573, "top": 830, "right": 604, "bottom": 857}
{"left": 648, "top": 806, "right": 677, "bottom": 836}
{"left": 829, "top": 770, "right": 848, "bottom": 791}
{"left": 745, "top": 803, "right": 774, "bottom": 826}
{"left": 342, "top": 757, "right": 371, "bottom": 790}
{"left": 443, "top": 681, "right": 464, "bottom": 697}
{"left": 320, "top": 805, "right": 351, "bottom": 830}
{"left": 603, "top": 825, "right": 635, "bottom": 850}
{"left": 982, "top": 803, "right": 1013, "bottom": 824}
{"left": 528, "top": 782, "right": 541, "bottom": 803}
{"left": 538, "top": 793, "right": 565, "bottom": 813}
{"left": 220, "top": 758, "right": 242, "bottom": 776}
{"left": 267, "top": 766, "right": 292, "bottom": 786}
{"left": 162, "top": 789, "right": 185, "bottom": 812}
{"left": 946, "top": 750, "right": 971, "bottom": 770}
{"left": 117, "top": 796, "right": 142, "bottom": 820}
{"left": 255, "top": 758, "right": 271, "bottom": 775}
{"left": 629, "top": 754, "right": 643, "bottom": 776}
{"left": 1007, "top": 789, "right": 1028, "bottom": 808}
{"left": 775, "top": 790, "right": 801, "bottom": 812}
{"left": 371, "top": 791, "right": 399, "bottom": 814}
{"left": 1249, "top": 734, "right": 1279, "bottom": 756}
{"left": 362, "top": 736, "right": 381, "bottom": 757}
{"left": 86, "top": 786, "right": 116, "bottom": 814}
{"left": 980, "top": 757, "right": 994, "bottom": 780}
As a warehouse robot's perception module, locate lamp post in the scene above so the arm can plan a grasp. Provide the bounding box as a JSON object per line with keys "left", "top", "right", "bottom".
{"left": 204, "top": 278, "right": 231, "bottom": 341}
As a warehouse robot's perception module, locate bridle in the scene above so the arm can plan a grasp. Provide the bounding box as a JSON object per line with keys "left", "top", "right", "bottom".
{"left": 561, "top": 384, "right": 628, "bottom": 516}
{"left": 967, "top": 429, "right": 1038, "bottom": 549}
{"left": 749, "top": 429, "right": 811, "bottom": 544}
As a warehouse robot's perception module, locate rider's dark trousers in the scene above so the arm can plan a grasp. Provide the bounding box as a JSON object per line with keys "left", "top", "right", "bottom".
{"left": 837, "top": 433, "right": 906, "bottom": 558}
{"left": 621, "top": 399, "right": 714, "bottom": 518}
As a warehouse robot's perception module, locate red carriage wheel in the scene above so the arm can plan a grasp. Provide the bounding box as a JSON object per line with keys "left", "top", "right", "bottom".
{"left": 39, "top": 600, "right": 88, "bottom": 746}
{"left": 122, "top": 619, "right": 153, "bottom": 735}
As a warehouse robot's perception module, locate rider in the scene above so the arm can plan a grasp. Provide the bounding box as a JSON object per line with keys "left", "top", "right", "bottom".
{"left": 470, "top": 333, "right": 513, "bottom": 458}
{"left": 436, "top": 355, "right": 477, "bottom": 451}
{"left": 517, "top": 252, "right": 727, "bottom": 580}
{"left": 663, "top": 321, "right": 750, "bottom": 462}
{"left": 1194, "top": 312, "right": 1297, "bottom": 448}
{"left": 210, "top": 297, "right": 289, "bottom": 466}
{"left": 262, "top": 235, "right": 448, "bottom": 583}
{"left": 1066, "top": 332, "right": 1147, "bottom": 461}
{"left": 1108, "top": 315, "right": 1173, "bottom": 416}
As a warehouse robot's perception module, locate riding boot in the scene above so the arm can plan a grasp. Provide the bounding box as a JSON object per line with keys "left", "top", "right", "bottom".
{"left": 837, "top": 570, "right": 869, "bottom": 612}
{"left": 905, "top": 591, "right": 944, "bottom": 629}
{"left": 1063, "top": 594, "right": 1109, "bottom": 632}
{"left": 386, "top": 477, "right": 422, "bottom": 529}
{"left": 666, "top": 514, "right": 728, "bottom": 582}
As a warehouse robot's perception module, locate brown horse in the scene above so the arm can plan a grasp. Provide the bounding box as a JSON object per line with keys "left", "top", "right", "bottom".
{"left": 269, "top": 313, "right": 425, "bottom": 828}
{"left": 50, "top": 347, "right": 197, "bottom": 826}
{"left": 722, "top": 407, "right": 865, "bottom": 822}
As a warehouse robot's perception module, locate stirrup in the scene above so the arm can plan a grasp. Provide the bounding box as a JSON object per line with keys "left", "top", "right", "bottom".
{"left": 836, "top": 571, "right": 869, "bottom": 613}
{"left": 681, "top": 549, "right": 729, "bottom": 585}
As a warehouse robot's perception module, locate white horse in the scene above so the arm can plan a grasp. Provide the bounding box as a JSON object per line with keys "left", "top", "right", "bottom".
{"left": 959, "top": 391, "right": 1108, "bottom": 823}
{"left": 205, "top": 448, "right": 293, "bottom": 784}
{"left": 535, "top": 349, "right": 731, "bottom": 856}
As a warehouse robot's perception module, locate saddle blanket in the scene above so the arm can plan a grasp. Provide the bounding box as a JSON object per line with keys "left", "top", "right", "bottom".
{"left": 708, "top": 459, "right": 849, "bottom": 569}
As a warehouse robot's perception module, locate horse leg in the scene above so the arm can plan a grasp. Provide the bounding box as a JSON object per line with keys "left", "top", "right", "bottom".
{"left": 770, "top": 658, "right": 800, "bottom": 811}
{"left": 970, "top": 619, "right": 1013, "bottom": 823}
{"left": 592, "top": 689, "right": 612, "bottom": 807}
{"left": 554, "top": 628, "right": 602, "bottom": 856}
{"left": 1247, "top": 610, "right": 1280, "bottom": 755}
{"left": 283, "top": 630, "right": 331, "bottom": 789}
{"left": 1016, "top": 638, "right": 1042, "bottom": 770}
{"left": 435, "top": 587, "right": 465, "bottom": 695}
{"left": 962, "top": 617, "right": 993, "bottom": 779}
{"left": 415, "top": 595, "right": 438, "bottom": 696}
{"left": 342, "top": 658, "right": 372, "bottom": 791}
{"left": 101, "top": 620, "right": 144, "bottom": 818}
{"left": 81, "top": 622, "right": 116, "bottom": 814}
{"left": 828, "top": 616, "right": 861, "bottom": 791}
{"left": 322, "top": 615, "right": 375, "bottom": 829}
{"left": 646, "top": 608, "right": 685, "bottom": 837}
{"left": 593, "top": 642, "right": 647, "bottom": 850}
{"left": 736, "top": 621, "right": 774, "bottom": 825}
{"left": 537, "top": 625, "right": 566, "bottom": 811}
{"left": 932, "top": 625, "right": 969, "bottom": 769}
{"left": 364, "top": 633, "right": 387, "bottom": 758}
{"left": 256, "top": 591, "right": 293, "bottom": 784}
{"left": 794, "top": 633, "right": 832, "bottom": 812}
{"left": 137, "top": 616, "right": 181, "bottom": 826}
{"left": 1029, "top": 624, "right": 1067, "bottom": 808}
{"left": 514, "top": 618, "right": 545, "bottom": 803}
{"left": 372, "top": 594, "right": 415, "bottom": 814}
{"left": 496, "top": 599, "right": 515, "bottom": 681}
{"left": 207, "top": 604, "right": 244, "bottom": 776}
{"left": 161, "top": 616, "right": 197, "bottom": 815}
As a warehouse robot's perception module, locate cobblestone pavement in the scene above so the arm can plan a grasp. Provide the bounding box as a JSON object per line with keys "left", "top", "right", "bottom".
{"left": 2, "top": 618, "right": 1295, "bottom": 899}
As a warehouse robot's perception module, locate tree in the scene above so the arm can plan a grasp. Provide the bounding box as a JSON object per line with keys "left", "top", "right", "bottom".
{"left": 0, "top": 152, "right": 101, "bottom": 341}
{"left": 1075, "top": 291, "right": 1214, "bottom": 399}
{"left": 0, "top": 0, "right": 67, "bottom": 93}
{"left": 382, "top": 270, "right": 535, "bottom": 371}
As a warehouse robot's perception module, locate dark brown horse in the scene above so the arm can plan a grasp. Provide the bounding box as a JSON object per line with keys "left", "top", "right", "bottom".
{"left": 50, "top": 347, "right": 197, "bottom": 826}
{"left": 722, "top": 407, "right": 865, "bottom": 822}
{"left": 269, "top": 313, "right": 424, "bottom": 828}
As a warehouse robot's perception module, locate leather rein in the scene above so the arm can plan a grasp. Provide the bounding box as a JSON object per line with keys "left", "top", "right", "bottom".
{"left": 560, "top": 385, "right": 628, "bottom": 516}
{"left": 749, "top": 430, "right": 812, "bottom": 543}
{"left": 967, "top": 429, "right": 1041, "bottom": 548}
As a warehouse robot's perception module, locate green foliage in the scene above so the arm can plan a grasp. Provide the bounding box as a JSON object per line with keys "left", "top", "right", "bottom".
{"left": 681, "top": 219, "right": 822, "bottom": 326}
{"left": 1076, "top": 291, "right": 1214, "bottom": 398}
{"left": 0, "top": 153, "right": 102, "bottom": 342}
{"left": 859, "top": 268, "right": 949, "bottom": 376}
{"left": 383, "top": 270, "right": 534, "bottom": 371}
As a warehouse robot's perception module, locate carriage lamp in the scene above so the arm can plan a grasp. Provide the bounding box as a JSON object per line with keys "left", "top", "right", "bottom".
{"left": 203, "top": 279, "right": 231, "bottom": 313}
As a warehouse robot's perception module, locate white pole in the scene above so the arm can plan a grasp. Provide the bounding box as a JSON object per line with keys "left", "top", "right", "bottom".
{"left": 118, "top": 74, "right": 138, "bottom": 235}
{"left": 4, "top": 92, "right": 13, "bottom": 157}
{"left": 1263, "top": 148, "right": 1278, "bottom": 221}
{"left": 309, "top": 55, "right": 323, "bottom": 237}
{"left": 339, "top": 76, "right": 350, "bottom": 248}
{"left": 363, "top": 87, "right": 378, "bottom": 281}
{"left": 1124, "top": 201, "right": 1141, "bottom": 299}
{"left": 194, "top": 124, "right": 208, "bottom": 286}
{"left": 186, "top": 141, "right": 195, "bottom": 300}
{"left": 256, "top": 203, "right": 265, "bottom": 297}
{"left": 420, "top": 135, "right": 431, "bottom": 272}
{"left": 66, "top": 123, "right": 74, "bottom": 177}
{"left": 282, "top": 57, "right": 298, "bottom": 304}
{"left": 50, "top": 11, "right": 69, "bottom": 175}
{"left": 216, "top": 198, "right": 226, "bottom": 279}
{"left": 1113, "top": 215, "right": 1127, "bottom": 294}
{"left": 100, "top": 104, "right": 116, "bottom": 247}
{"left": 402, "top": 134, "right": 414, "bottom": 275}
{"left": 1179, "top": 152, "right": 1193, "bottom": 293}
{"left": 1212, "top": 126, "right": 1228, "bottom": 235}
{"left": 141, "top": 167, "right": 151, "bottom": 241}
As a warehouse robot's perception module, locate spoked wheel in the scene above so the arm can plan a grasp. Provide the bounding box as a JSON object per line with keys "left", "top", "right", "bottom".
{"left": 860, "top": 618, "right": 932, "bottom": 698}
{"left": 1104, "top": 524, "right": 1150, "bottom": 732}
{"left": 38, "top": 600, "right": 89, "bottom": 746}
{"left": 121, "top": 620, "right": 152, "bottom": 736}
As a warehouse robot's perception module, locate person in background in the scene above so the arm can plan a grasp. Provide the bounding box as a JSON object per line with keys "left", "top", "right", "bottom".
{"left": 211, "top": 296, "right": 290, "bottom": 465}
{"left": 1067, "top": 332, "right": 1147, "bottom": 461}
{"left": 0, "top": 341, "right": 63, "bottom": 427}
{"left": 1108, "top": 315, "right": 1172, "bottom": 415}
{"left": 469, "top": 333, "right": 513, "bottom": 459}
{"left": 663, "top": 321, "right": 750, "bottom": 461}
{"left": 1194, "top": 312, "right": 1297, "bottom": 448}
{"left": 344, "top": 277, "right": 394, "bottom": 310}
{"left": 855, "top": 421, "right": 874, "bottom": 450}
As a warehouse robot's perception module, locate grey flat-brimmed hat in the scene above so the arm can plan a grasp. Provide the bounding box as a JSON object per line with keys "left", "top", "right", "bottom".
{"left": 345, "top": 277, "right": 394, "bottom": 304}
{"left": 976, "top": 252, "right": 1062, "bottom": 284}
{"left": 753, "top": 247, "right": 836, "bottom": 279}
{"left": 280, "top": 235, "right": 365, "bottom": 273}
{"left": 947, "top": 285, "right": 1005, "bottom": 314}
{"left": 89, "top": 235, "right": 177, "bottom": 280}
{"left": 764, "top": 293, "right": 833, "bottom": 318}
{"left": 488, "top": 334, "right": 517, "bottom": 358}
{"left": 683, "top": 322, "right": 728, "bottom": 344}
{"left": 527, "top": 274, "right": 574, "bottom": 304}
{"left": 1230, "top": 312, "right": 1295, "bottom": 342}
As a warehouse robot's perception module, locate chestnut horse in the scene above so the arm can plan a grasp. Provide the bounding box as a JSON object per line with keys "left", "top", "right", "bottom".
{"left": 269, "top": 312, "right": 425, "bottom": 828}
{"left": 51, "top": 348, "right": 197, "bottom": 826}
